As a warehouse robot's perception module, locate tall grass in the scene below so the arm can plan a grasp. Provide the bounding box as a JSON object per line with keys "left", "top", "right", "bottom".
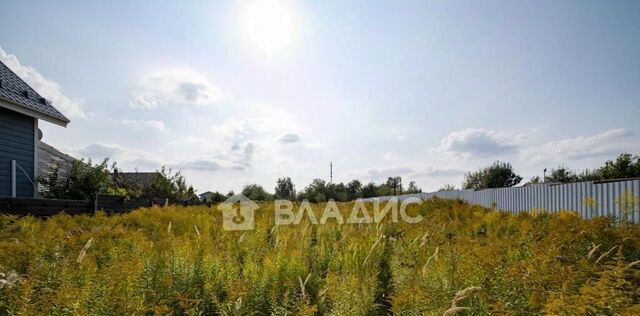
{"left": 0, "top": 198, "right": 639, "bottom": 315}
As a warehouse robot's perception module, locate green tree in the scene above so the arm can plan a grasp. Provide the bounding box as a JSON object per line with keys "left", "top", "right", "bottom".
{"left": 298, "top": 178, "right": 328, "bottom": 202}
{"left": 438, "top": 184, "right": 456, "bottom": 191}
{"left": 463, "top": 161, "right": 522, "bottom": 190}
{"left": 546, "top": 166, "right": 578, "bottom": 183}
{"left": 241, "top": 184, "right": 272, "bottom": 201}
{"left": 406, "top": 181, "right": 422, "bottom": 193}
{"left": 39, "top": 159, "right": 113, "bottom": 200}
{"left": 361, "top": 182, "right": 378, "bottom": 198}
{"left": 346, "top": 179, "right": 363, "bottom": 200}
{"left": 386, "top": 176, "right": 403, "bottom": 195}
{"left": 597, "top": 153, "right": 640, "bottom": 179}
{"left": 274, "top": 177, "right": 296, "bottom": 200}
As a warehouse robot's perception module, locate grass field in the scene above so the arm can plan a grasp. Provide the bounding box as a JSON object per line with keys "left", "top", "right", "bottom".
{"left": 0, "top": 198, "right": 639, "bottom": 315}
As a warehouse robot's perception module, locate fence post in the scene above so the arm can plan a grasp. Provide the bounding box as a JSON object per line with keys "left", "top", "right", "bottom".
{"left": 93, "top": 193, "right": 98, "bottom": 213}
{"left": 11, "top": 160, "right": 16, "bottom": 197}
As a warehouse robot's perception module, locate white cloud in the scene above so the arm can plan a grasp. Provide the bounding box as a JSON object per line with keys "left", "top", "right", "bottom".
{"left": 165, "top": 108, "right": 307, "bottom": 173}
{"left": 432, "top": 128, "right": 521, "bottom": 157}
{"left": 524, "top": 129, "right": 640, "bottom": 163}
{"left": 415, "top": 167, "right": 465, "bottom": 178}
{"left": 121, "top": 119, "right": 168, "bottom": 132}
{"left": 0, "top": 46, "right": 86, "bottom": 118}
{"left": 129, "top": 67, "right": 223, "bottom": 109}
{"left": 366, "top": 166, "right": 415, "bottom": 180}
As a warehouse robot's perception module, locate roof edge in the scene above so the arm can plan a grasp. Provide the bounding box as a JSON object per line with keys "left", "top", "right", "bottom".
{"left": 0, "top": 98, "right": 69, "bottom": 127}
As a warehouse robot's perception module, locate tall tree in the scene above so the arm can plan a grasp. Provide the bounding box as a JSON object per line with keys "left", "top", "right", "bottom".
{"left": 274, "top": 177, "right": 296, "bottom": 200}
{"left": 346, "top": 179, "right": 363, "bottom": 200}
{"left": 405, "top": 181, "right": 422, "bottom": 194}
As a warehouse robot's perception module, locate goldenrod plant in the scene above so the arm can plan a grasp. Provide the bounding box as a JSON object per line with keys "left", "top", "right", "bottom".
{"left": 0, "top": 198, "right": 638, "bottom": 315}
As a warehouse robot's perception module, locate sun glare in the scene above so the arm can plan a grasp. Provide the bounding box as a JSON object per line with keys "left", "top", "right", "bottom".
{"left": 240, "top": 0, "right": 297, "bottom": 56}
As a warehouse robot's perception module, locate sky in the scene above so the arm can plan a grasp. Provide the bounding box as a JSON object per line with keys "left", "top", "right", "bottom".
{"left": 1, "top": 0, "right": 639, "bottom": 193}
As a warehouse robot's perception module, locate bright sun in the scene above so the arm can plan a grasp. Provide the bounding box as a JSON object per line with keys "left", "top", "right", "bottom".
{"left": 240, "top": 0, "right": 296, "bottom": 56}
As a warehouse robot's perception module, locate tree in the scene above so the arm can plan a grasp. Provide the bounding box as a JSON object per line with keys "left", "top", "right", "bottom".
{"left": 39, "top": 159, "right": 113, "bottom": 200}
{"left": 438, "top": 184, "right": 456, "bottom": 191}
{"left": 597, "top": 153, "right": 640, "bottom": 179}
{"left": 274, "top": 177, "right": 296, "bottom": 200}
{"left": 405, "top": 181, "right": 422, "bottom": 194}
{"left": 546, "top": 166, "right": 578, "bottom": 183}
{"left": 145, "top": 166, "right": 194, "bottom": 200}
{"left": 361, "top": 182, "right": 378, "bottom": 198}
{"left": 462, "top": 161, "right": 522, "bottom": 190}
{"left": 386, "top": 177, "right": 403, "bottom": 195}
{"left": 527, "top": 176, "right": 542, "bottom": 184}
{"left": 298, "top": 178, "right": 328, "bottom": 203}
{"left": 346, "top": 179, "right": 363, "bottom": 200}
{"left": 241, "top": 184, "right": 272, "bottom": 201}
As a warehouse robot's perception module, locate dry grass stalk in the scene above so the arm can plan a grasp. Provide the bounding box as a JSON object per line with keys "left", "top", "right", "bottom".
{"left": 167, "top": 221, "right": 172, "bottom": 234}
{"left": 595, "top": 245, "right": 618, "bottom": 264}
{"left": 587, "top": 243, "right": 601, "bottom": 259}
{"left": 451, "top": 286, "right": 482, "bottom": 307}
{"left": 193, "top": 225, "right": 200, "bottom": 238}
{"left": 422, "top": 246, "right": 439, "bottom": 275}
{"left": 76, "top": 237, "right": 94, "bottom": 264}
{"left": 627, "top": 260, "right": 640, "bottom": 269}
{"left": 443, "top": 306, "right": 470, "bottom": 316}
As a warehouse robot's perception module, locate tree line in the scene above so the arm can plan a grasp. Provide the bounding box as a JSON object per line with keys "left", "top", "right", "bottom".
{"left": 460, "top": 152, "right": 640, "bottom": 190}
{"left": 230, "top": 152, "right": 640, "bottom": 201}
{"left": 39, "top": 152, "right": 639, "bottom": 201}
{"left": 38, "top": 159, "right": 198, "bottom": 201}
{"left": 202, "top": 177, "right": 423, "bottom": 203}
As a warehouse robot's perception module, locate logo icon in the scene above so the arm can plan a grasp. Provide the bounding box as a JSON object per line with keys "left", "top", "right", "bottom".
{"left": 219, "top": 194, "right": 259, "bottom": 231}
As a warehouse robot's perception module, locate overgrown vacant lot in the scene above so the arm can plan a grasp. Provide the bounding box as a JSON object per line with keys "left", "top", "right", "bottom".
{"left": 0, "top": 199, "right": 639, "bottom": 315}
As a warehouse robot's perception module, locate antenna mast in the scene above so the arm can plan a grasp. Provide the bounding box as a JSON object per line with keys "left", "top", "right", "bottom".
{"left": 330, "top": 162, "right": 333, "bottom": 184}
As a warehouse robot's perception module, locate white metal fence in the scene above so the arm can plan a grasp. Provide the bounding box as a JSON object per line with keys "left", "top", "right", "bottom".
{"left": 365, "top": 179, "right": 640, "bottom": 222}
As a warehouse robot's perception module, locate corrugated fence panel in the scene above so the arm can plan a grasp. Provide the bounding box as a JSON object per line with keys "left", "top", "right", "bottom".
{"left": 364, "top": 179, "right": 640, "bottom": 222}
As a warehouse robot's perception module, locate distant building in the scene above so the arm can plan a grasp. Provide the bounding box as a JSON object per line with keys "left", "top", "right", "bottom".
{"left": 199, "top": 191, "right": 216, "bottom": 202}
{"left": 38, "top": 138, "right": 77, "bottom": 181}
{"left": 0, "top": 60, "right": 70, "bottom": 197}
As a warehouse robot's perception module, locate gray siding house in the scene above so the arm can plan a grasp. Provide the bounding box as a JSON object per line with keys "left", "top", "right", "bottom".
{"left": 0, "top": 60, "right": 69, "bottom": 197}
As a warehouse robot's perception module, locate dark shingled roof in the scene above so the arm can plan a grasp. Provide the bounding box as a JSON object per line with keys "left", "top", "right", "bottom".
{"left": 0, "top": 60, "right": 70, "bottom": 125}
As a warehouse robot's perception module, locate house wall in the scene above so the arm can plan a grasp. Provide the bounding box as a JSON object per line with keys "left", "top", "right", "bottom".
{"left": 0, "top": 106, "right": 35, "bottom": 197}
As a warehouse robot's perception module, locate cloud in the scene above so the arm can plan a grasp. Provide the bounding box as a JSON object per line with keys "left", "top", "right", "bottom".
{"left": 278, "top": 133, "right": 300, "bottom": 144}
{"left": 232, "top": 142, "right": 255, "bottom": 170}
{"left": 524, "top": 129, "right": 640, "bottom": 163}
{"left": 415, "top": 167, "right": 465, "bottom": 177}
{"left": 76, "top": 143, "right": 123, "bottom": 160}
{"left": 129, "top": 67, "right": 223, "bottom": 109}
{"left": 0, "top": 46, "right": 86, "bottom": 118}
{"left": 366, "top": 166, "right": 415, "bottom": 180}
{"left": 432, "top": 128, "right": 521, "bottom": 157}
{"left": 173, "top": 158, "right": 222, "bottom": 171}
{"left": 121, "top": 119, "right": 168, "bottom": 132}
{"left": 72, "top": 143, "right": 162, "bottom": 170}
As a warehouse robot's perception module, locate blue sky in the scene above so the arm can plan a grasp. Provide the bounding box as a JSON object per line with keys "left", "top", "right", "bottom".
{"left": 1, "top": 0, "right": 639, "bottom": 193}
